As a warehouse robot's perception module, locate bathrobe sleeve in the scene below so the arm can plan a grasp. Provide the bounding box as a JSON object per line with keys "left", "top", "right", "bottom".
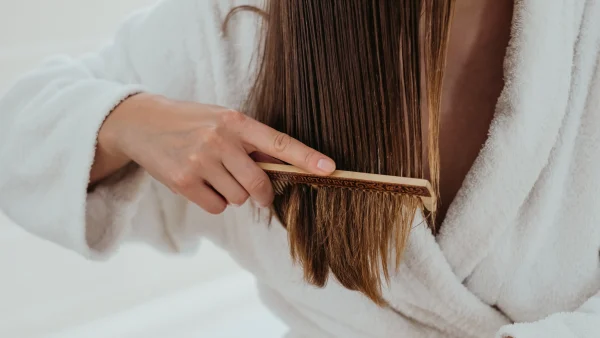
{"left": 496, "top": 292, "right": 600, "bottom": 337}
{"left": 0, "top": 0, "right": 228, "bottom": 259}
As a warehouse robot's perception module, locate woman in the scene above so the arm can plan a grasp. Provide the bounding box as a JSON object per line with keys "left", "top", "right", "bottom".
{"left": 1, "top": 0, "right": 599, "bottom": 337}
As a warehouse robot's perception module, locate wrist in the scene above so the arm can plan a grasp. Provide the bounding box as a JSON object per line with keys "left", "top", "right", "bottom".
{"left": 91, "top": 93, "right": 167, "bottom": 185}
{"left": 99, "top": 93, "right": 165, "bottom": 159}
{"left": 98, "top": 98, "right": 132, "bottom": 162}
{"left": 95, "top": 94, "right": 155, "bottom": 172}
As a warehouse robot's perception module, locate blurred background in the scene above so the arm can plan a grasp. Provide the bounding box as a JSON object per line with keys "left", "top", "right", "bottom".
{"left": 0, "top": 1, "right": 287, "bottom": 337}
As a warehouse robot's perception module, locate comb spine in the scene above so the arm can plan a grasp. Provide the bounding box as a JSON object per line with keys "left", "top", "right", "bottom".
{"left": 260, "top": 163, "right": 436, "bottom": 211}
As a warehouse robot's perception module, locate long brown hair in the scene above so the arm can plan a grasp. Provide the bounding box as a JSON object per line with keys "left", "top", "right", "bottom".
{"left": 226, "top": 1, "right": 454, "bottom": 305}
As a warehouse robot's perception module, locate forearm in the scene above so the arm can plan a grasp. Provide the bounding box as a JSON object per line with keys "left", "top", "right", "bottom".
{"left": 0, "top": 0, "right": 218, "bottom": 258}
{"left": 89, "top": 93, "right": 154, "bottom": 186}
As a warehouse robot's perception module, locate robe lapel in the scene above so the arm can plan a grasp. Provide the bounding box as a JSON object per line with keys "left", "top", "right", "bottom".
{"left": 380, "top": 2, "right": 588, "bottom": 336}
{"left": 437, "top": 0, "right": 585, "bottom": 280}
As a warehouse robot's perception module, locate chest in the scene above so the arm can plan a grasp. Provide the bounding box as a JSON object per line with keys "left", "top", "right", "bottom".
{"left": 434, "top": 1, "right": 514, "bottom": 221}
{"left": 436, "top": 0, "right": 600, "bottom": 321}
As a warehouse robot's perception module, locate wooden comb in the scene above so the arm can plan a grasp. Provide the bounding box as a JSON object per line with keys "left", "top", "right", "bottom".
{"left": 257, "top": 162, "right": 436, "bottom": 212}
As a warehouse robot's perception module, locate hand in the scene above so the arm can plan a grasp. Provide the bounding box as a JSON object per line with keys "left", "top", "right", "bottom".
{"left": 96, "top": 93, "right": 336, "bottom": 214}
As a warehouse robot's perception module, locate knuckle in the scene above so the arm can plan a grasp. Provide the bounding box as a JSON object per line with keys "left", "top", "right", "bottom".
{"left": 273, "top": 132, "right": 292, "bottom": 153}
{"left": 170, "top": 170, "right": 195, "bottom": 190}
{"left": 185, "top": 152, "right": 209, "bottom": 172}
{"left": 186, "top": 152, "right": 201, "bottom": 166}
{"left": 201, "top": 128, "right": 224, "bottom": 147}
{"left": 249, "top": 175, "right": 268, "bottom": 193}
{"left": 304, "top": 150, "right": 317, "bottom": 165}
{"left": 220, "top": 109, "right": 247, "bottom": 126}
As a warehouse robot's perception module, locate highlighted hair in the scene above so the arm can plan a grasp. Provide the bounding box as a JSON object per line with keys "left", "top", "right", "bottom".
{"left": 227, "top": 0, "right": 454, "bottom": 305}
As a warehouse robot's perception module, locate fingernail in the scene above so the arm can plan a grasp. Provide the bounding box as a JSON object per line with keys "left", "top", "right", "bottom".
{"left": 317, "top": 159, "right": 336, "bottom": 173}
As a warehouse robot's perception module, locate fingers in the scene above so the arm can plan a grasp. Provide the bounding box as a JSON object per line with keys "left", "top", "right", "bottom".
{"left": 180, "top": 180, "right": 228, "bottom": 215}
{"left": 222, "top": 147, "right": 274, "bottom": 207}
{"left": 164, "top": 161, "right": 228, "bottom": 214}
{"left": 157, "top": 107, "right": 335, "bottom": 216}
{"left": 203, "top": 163, "right": 250, "bottom": 206}
{"left": 238, "top": 118, "right": 336, "bottom": 175}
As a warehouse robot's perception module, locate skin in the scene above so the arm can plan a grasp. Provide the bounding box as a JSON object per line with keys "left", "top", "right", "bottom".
{"left": 432, "top": 0, "right": 514, "bottom": 222}
{"left": 92, "top": 94, "right": 336, "bottom": 214}
{"left": 92, "top": 0, "right": 514, "bottom": 220}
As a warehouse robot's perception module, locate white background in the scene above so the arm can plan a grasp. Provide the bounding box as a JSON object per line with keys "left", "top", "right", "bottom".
{"left": 0, "top": 1, "right": 287, "bottom": 337}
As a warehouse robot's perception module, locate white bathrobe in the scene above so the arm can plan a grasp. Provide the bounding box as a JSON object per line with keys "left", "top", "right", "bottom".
{"left": 1, "top": 0, "right": 599, "bottom": 337}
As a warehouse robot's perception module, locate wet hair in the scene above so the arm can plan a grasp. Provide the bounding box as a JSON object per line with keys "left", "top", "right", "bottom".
{"left": 225, "top": 0, "right": 454, "bottom": 305}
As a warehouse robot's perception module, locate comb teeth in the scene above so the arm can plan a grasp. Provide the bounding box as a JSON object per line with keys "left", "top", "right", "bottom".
{"left": 271, "top": 179, "right": 289, "bottom": 195}
{"left": 260, "top": 162, "right": 436, "bottom": 212}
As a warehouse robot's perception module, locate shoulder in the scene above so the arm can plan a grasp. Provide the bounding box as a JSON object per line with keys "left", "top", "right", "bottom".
{"left": 120, "top": 0, "right": 264, "bottom": 104}
{"left": 190, "top": 0, "right": 266, "bottom": 108}
{"left": 123, "top": 0, "right": 262, "bottom": 53}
